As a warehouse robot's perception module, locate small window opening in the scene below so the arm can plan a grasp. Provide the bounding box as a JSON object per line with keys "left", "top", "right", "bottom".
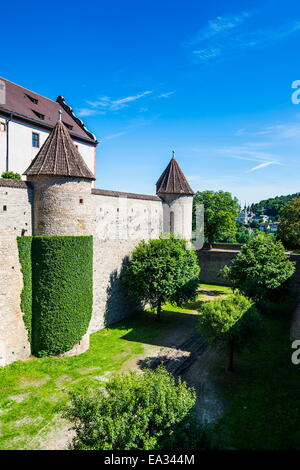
{"left": 25, "top": 94, "right": 38, "bottom": 104}
{"left": 170, "top": 211, "right": 175, "bottom": 234}
{"left": 79, "top": 198, "right": 84, "bottom": 205}
{"left": 32, "top": 132, "right": 40, "bottom": 148}
{"left": 32, "top": 109, "right": 45, "bottom": 120}
{"left": 3, "top": 205, "right": 7, "bottom": 211}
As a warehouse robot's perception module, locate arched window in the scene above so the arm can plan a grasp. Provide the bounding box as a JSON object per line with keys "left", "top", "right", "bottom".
{"left": 170, "top": 211, "right": 174, "bottom": 234}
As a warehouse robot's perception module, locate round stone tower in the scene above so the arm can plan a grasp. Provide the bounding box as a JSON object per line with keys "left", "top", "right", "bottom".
{"left": 23, "top": 119, "right": 95, "bottom": 236}
{"left": 156, "top": 155, "right": 194, "bottom": 240}
{"left": 23, "top": 117, "right": 95, "bottom": 358}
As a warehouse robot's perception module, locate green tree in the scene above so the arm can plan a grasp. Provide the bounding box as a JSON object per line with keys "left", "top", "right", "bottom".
{"left": 278, "top": 197, "right": 300, "bottom": 250}
{"left": 123, "top": 236, "right": 200, "bottom": 320}
{"left": 63, "top": 367, "right": 202, "bottom": 450}
{"left": 251, "top": 192, "right": 300, "bottom": 218}
{"left": 1, "top": 171, "right": 21, "bottom": 180}
{"left": 193, "top": 190, "right": 240, "bottom": 247}
{"left": 198, "top": 294, "right": 263, "bottom": 371}
{"left": 220, "top": 234, "right": 295, "bottom": 301}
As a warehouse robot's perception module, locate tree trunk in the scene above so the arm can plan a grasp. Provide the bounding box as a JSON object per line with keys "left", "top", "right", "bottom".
{"left": 227, "top": 341, "right": 234, "bottom": 372}
{"left": 157, "top": 300, "right": 162, "bottom": 321}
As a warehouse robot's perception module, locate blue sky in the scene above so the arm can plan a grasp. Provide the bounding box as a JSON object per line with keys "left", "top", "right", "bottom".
{"left": 2, "top": 0, "right": 300, "bottom": 204}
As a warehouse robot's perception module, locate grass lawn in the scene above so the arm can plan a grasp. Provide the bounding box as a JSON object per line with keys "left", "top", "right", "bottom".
{"left": 214, "top": 293, "right": 300, "bottom": 450}
{"left": 2, "top": 282, "right": 297, "bottom": 450}
{"left": 0, "top": 290, "right": 201, "bottom": 451}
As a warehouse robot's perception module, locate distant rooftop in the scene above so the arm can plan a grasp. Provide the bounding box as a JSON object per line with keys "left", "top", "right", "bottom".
{"left": 0, "top": 77, "right": 98, "bottom": 145}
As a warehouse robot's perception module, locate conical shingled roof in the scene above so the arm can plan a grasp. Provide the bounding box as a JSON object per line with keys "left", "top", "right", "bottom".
{"left": 24, "top": 120, "right": 95, "bottom": 180}
{"left": 156, "top": 157, "right": 194, "bottom": 195}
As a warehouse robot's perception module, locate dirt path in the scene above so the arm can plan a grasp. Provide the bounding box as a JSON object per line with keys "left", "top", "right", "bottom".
{"left": 39, "top": 290, "right": 226, "bottom": 449}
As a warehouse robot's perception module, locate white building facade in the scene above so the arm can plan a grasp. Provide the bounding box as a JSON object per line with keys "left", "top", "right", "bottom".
{"left": 0, "top": 78, "right": 98, "bottom": 178}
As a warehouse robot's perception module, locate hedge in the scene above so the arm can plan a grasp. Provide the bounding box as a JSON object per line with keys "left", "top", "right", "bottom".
{"left": 18, "top": 236, "right": 93, "bottom": 357}
{"left": 17, "top": 236, "right": 33, "bottom": 342}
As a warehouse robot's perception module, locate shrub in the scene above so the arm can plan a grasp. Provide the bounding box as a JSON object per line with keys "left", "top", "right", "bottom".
{"left": 63, "top": 367, "right": 203, "bottom": 450}
{"left": 31, "top": 236, "right": 93, "bottom": 356}
{"left": 1, "top": 171, "right": 21, "bottom": 180}
{"left": 198, "top": 294, "right": 264, "bottom": 371}
{"left": 220, "top": 234, "right": 295, "bottom": 301}
{"left": 17, "top": 236, "right": 33, "bottom": 342}
{"left": 122, "top": 236, "right": 200, "bottom": 320}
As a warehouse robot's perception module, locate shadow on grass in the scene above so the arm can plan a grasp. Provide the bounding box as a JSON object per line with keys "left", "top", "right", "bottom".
{"left": 107, "top": 307, "right": 199, "bottom": 350}
{"left": 198, "top": 290, "right": 228, "bottom": 298}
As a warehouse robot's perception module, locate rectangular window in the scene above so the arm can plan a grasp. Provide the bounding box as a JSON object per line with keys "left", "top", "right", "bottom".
{"left": 0, "top": 122, "right": 6, "bottom": 132}
{"left": 32, "top": 132, "right": 39, "bottom": 148}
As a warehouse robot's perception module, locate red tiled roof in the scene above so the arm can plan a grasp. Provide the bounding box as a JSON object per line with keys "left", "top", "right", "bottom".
{"left": 156, "top": 157, "right": 194, "bottom": 195}
{"left": 92, "top": 188, "right": 160, "bottom": 201}
{"left": 0, "top": 77, "right": 97, "bottom": 144}
{"left": 0, "top": 178, "right": 31, "bottom": 189}
{"left": 24, "top": 120, "right": 95, "bottom": 180}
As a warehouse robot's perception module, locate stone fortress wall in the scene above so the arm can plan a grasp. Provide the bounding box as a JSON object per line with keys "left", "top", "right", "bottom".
{"left": 0, "top": 178, "right": 164, "bottom": 366}
{"left": 0, "top": 180, "right": 33, "bottom": 366}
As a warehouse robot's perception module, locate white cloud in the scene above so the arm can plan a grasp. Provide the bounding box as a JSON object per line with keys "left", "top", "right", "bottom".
{"left": 102, "top": 131, "right": 127, "bottom": 141}
{"left": 187, "top": 11, "right": 300, "bottom": 62}
{"left": 157, "top": 91, "right": 175, "bottom": 98}
{"left": 77, "top": 108, "right": 102, "bottom": 117}
{"left": 247, "top": 161, "right": 277, "bottom": 172}
{"left": 235, "top": 123, "right": 300, "bottom": 139}
{"left": 79, "top": 91, "right": 153, "bottom": 116}
{"left": 110, "top": 91, "right": 152, "bottom": 110}
{"left": 193, "top": 47, "right": 221, "bottom": 61}
{"left": 187, "top": 11, "right": 251, "bottom": 45}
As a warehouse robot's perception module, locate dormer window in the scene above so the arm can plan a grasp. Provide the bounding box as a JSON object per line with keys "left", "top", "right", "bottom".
{"left": 25, "top": 94, "right": 38, "bottom": 104}
{"left": 63, "top": 122, "right": 73, "bottom": 130}
{"left": 32, "top": 110, "right": 45, "bottom": 120}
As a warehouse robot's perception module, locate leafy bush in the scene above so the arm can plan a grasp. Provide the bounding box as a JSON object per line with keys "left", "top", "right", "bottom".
{"left": 31, "top": 236, "right": 93, "bottom": 356}
{"left": 17, "top": 236, "right": 33, "bottom": 342}
{"left": 198, "top": 294, "right": 264, "bottom": 371}
{"left": 1, "top": 171, "right": 21, "bottom": 180}
{"left": 220, "top": 234, "right": 295, "bottom": 301}
{"left": 63, "top": 367, "right": 204, "bottom": 450}
{"left": 122, "top": 236, "right": 200, "bottom": 320}
{"left": 278, "top": 197, "right": 300, "bottom": 249}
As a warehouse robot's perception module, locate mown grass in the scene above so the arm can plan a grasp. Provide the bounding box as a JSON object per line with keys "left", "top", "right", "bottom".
{"left": 0, "top": 287, "right": 205, "bottom": 451}
{"left": 214, "top": 293, "right": 300, "bottom": 450}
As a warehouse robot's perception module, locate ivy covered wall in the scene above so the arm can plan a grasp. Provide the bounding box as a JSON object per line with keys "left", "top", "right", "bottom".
{"left": 18, "top": 236, "right": 93, "bottom": 357}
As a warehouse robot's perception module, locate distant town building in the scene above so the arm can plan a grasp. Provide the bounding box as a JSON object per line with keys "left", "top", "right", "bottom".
{"left": 259, "top": 223, "right": 278, "bottom": 233}
{"left": 237, "top": 206, "right": 255, "bottom": 224}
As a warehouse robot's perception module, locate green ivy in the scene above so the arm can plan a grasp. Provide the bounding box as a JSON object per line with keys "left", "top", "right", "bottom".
{"left": 17, "top": 236, "right": 93, "bottom": 357}
{"left": 1, "top": 171, "right": 21, "bottom": 180}
{"left": 17, "top": 236, "right": 33, "bottom": 342}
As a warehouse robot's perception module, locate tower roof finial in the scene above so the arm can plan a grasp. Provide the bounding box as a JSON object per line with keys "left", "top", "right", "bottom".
{"left": 172, "top": 150, "right": 175, "bottom": 159}
{"left": 58, "top": 109, "right": 62, "bottom": 121}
